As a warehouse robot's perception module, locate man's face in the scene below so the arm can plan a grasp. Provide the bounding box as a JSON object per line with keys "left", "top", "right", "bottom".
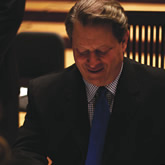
{"left": 72, "top": 21, "right": 128, "bottom": 86}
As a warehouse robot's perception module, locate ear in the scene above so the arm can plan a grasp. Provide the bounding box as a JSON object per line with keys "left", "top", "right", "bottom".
{"left": 122, "top": 30, "right": 129, "bottom": 52}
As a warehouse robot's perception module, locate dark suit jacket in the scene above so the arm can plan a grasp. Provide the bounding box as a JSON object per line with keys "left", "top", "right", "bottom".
{"left": 13, "top": 58, "right": 165, "bottom": 165}
{"left": 0, "top": 0, "right": 25, "bottom": 144}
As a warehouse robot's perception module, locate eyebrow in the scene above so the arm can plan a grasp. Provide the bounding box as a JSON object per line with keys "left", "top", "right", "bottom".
{"left": 76, "top": 45, "right": 110, "bottom": 51}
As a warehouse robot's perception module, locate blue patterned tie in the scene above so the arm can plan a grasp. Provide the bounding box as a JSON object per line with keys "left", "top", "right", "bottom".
{"left": 85, "top": 87, "right": 110, "bottom": 165}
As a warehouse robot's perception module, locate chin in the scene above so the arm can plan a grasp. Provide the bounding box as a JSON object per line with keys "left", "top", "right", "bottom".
{"left": 88, "top": 77, "right": 113, "bottom": 86}
{"left": 87, "top": 80, "right": 104, "bottom": 87}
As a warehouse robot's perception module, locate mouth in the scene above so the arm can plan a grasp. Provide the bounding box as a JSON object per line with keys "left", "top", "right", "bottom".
{"left": 87, "top": 67, "right": 104, "bottom": 73}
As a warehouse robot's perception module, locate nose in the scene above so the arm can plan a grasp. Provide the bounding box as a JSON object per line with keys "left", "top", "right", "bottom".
{"left": 87, "top": 52, "right": 100, "bottom": 68}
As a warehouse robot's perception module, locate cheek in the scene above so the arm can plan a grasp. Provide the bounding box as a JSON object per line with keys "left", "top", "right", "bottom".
{"left": 73, "top": 53, "right": 80, "bottom": 65}
{"left": 102, "top": 53, "right": 116, "bottom": 65}
{"left": 110, "top": 48, "right": 124, "bottom": 62}
{"left": 74, "top": 54, "right": 87, "bottom": 65}
{"left": 103, "top": 52, "right": 123, "bottom": 69}
{"left": 74, "top": 56, "right": 87, "bottom": 71}
{"left": 75, "top": 57, "right": 83, "bottom": 65}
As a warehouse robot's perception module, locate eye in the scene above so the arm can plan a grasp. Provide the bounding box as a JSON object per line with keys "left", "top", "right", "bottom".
{"left": 77, "top": 49, "right": 90, "bottom": 56}
{"left": 95, "top": 48, "right": 111, "bottom": 56}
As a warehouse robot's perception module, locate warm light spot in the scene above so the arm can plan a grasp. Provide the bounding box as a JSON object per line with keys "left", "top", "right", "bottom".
{"left": 129, "top": 25, "right": 133, "bottom": 41}
{"left": 159, "top": 26, "right": 162, "bottom": 43}
{"left": 129, "top": 52, "right": 133, "bottom": 60}
{"left": 136, "top": 25, "right": 139, "bottom": 42}
{"left": 142, "top": 25, "right": 145, "bottom": 42}
{"left": 135, "top": 52, "right": 139, "bottom": 62}
{"left": 152, "top": 53, "right": 156, "bottom": 67}
{"left": 147, "top": 53, "right": 150, "bottom": 66}
{"left": 64, "top": 49, "right": 74, "bottom": 68}
{"left": 141, "top": 53, "right": 145, "bottom": 64}
{"left": 153, "top": 26, "right": 156, "bottom": 43}
{"left": 148, "top": 26, "right": 151, "bottom": 43}
{"left": 19, "top": 112, "right": 26, "bottom": 127}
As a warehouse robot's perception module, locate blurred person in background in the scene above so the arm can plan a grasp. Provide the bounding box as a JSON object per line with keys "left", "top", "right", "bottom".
{"left": 0, "top": 0, "right": 25, "bottom": 146}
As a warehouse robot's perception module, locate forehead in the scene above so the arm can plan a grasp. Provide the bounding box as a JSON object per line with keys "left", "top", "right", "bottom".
{"left": 73, "top": 21, "right": 113, "bottom": 36}
{"left": 72, "top": 21, "right": 117, "bottom": 49}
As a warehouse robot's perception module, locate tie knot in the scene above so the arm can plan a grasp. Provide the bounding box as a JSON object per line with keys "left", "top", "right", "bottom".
{"left": 97, "top": 86, "right": 107, "bottom": 96}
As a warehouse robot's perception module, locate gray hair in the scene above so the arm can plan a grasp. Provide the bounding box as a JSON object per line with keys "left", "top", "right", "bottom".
{"left": 65, "top": 0, "right": 129, "bottom": 42}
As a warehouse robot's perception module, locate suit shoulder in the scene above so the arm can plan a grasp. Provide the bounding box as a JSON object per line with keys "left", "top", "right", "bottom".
{"left": 125, "top": 57, "right": 165, "bottom": 79}
{"left": 29, "top": 64, "right": 78, "bottom": 92}
{"left": 124, "top": 58, "right": 165, "bottom": 90}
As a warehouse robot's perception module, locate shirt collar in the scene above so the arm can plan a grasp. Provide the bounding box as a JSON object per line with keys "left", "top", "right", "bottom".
{"left": 84, "top": 63, "right": 123, "bottom": 102}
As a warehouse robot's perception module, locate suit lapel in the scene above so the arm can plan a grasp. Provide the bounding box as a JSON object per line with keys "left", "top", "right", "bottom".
{"left": 103, "top": 58, "right": 142, "bottom": 163}
{"left": 111, "top": 58, "right": 140, "bottom": 128}
{"left": 63, "top": 66, "right": 90, "bottom": 161}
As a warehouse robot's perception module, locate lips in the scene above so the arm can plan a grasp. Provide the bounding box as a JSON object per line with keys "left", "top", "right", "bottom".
{"left": 87, "top": 67, "right": 104, "bottom": 73}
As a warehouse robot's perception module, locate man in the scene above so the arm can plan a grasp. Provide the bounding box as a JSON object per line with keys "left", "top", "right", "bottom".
{"left": 0, "top": 0, "right": 25, "bottom": 145}
{"left": 13, "top": 0, "right": 165, "bottom": 164}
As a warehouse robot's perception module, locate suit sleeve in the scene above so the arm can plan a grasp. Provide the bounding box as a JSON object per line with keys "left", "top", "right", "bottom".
{"left": 12, "top": 80, "right": 49, "bottom": 165}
